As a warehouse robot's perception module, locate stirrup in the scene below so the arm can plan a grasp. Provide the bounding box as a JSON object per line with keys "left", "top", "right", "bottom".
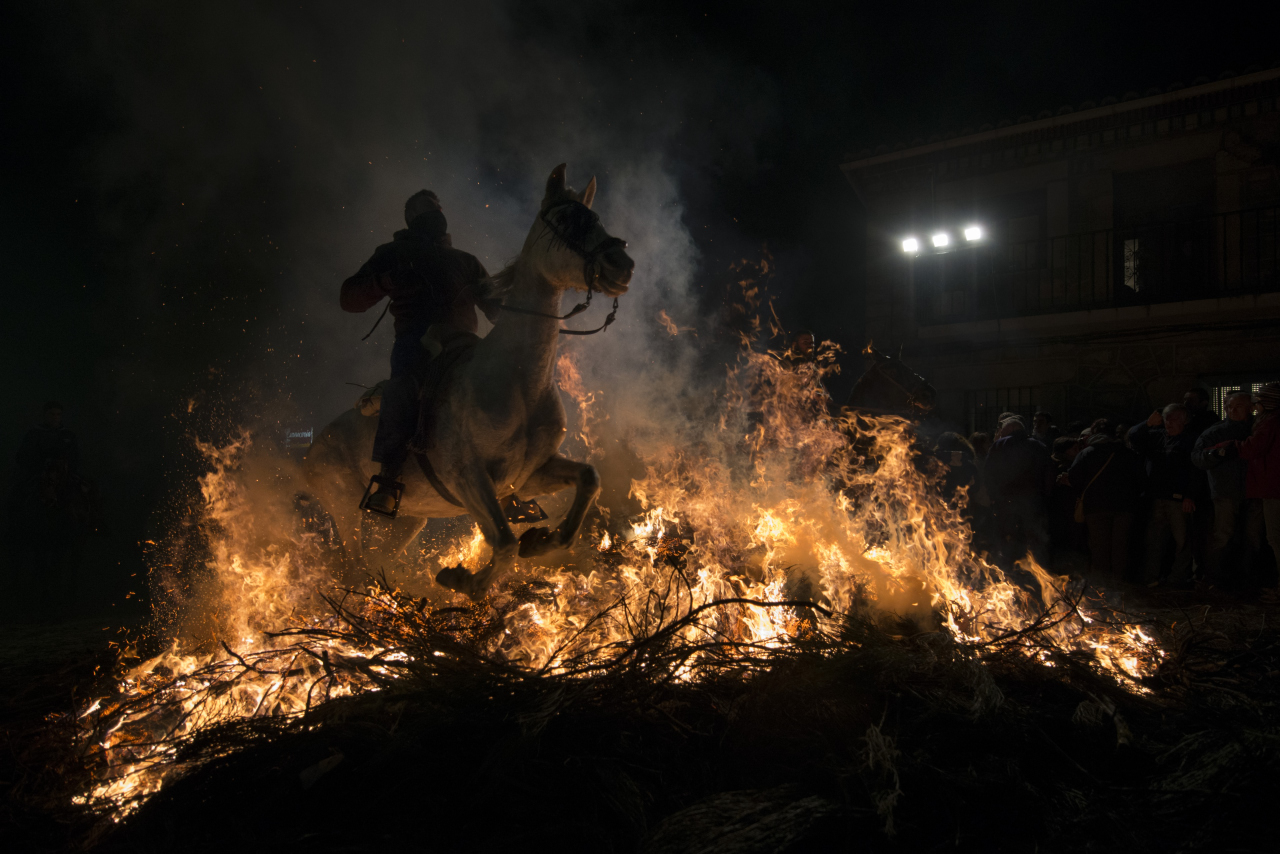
{"left": 360, "top": 474, "right": 405, "bottom": 518}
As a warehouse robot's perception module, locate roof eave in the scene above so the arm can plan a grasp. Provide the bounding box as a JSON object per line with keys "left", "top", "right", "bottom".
{"left": 840, "top": 66, "right": 1280, "bottom": 173}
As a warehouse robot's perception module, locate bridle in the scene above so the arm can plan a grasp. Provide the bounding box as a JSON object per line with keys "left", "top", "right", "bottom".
{"left": 495, "top": 199, "right": 625, "bottom": 336}
{"left": 867, "top": 359, "right": 934, "bottom": 413}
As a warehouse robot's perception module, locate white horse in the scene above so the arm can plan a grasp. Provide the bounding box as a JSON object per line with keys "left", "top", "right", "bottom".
{"left": 304, "top": 164, "right": 634, "bottom": 598}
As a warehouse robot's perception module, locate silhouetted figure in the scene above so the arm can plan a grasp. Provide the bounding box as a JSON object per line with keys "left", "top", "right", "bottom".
{"left": 1234, "top": 382, "right": 1280, "bottom": 598}
{"left": 1183, "top": 387, "right": 1220, "bottom": 439}
{"left": 1068, "top": 423, "right": 1145, "bottom": 581}
{"left": 985, "top": 416, "right": 1053, "bottom": 567}
{"left": 778, "top": 330, "right": 815, "bottom": 369}
{"left": 341, "top": 190, "right": 493, "bottom": 515}
{"left": 10, "top": 402, "right": 95, "bottom": 619}
{"left": 1192, "top": 392, "right": 1258, "bottom": 589}
{"left": 1129, "top": 404, "right": 1206, "bottom": 587}
{"left": 1032, "top": 411, "right": 1061, "bottom": 447}
{"left": 1047, "top": 435, "right": 1085, "bottom": 568}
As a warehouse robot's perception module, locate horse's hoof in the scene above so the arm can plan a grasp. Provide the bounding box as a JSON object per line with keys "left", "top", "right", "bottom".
{"left": 518, "top": 526, "right": 557, "bottom": 558}
{"left": 435, "top": 565, "right": 475, "bottom": 595}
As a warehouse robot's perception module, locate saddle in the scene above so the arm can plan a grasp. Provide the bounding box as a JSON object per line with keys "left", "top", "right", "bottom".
{"left": 358, "top": 326, "right": 547, "bottom": 523}
{"left": 408, "top": 325, "right": 481, "bottom": 455}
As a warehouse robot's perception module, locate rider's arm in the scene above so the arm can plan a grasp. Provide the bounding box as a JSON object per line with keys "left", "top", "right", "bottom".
{"left": 471, "top": 260, "right": 503, "bottom": 323}
{"left": 340, "top": 264, "right": 392, "bottom": 313}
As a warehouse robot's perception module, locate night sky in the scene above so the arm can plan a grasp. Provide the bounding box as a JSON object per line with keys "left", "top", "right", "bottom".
{"left": 2, "top": 1, "right": 1274, "bottom": 601}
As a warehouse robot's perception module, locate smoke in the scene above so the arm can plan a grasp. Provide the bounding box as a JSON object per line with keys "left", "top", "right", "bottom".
{"left": 0, "top": 0, "right": 794, "bottom": 589}
{"left": 76, "top": 3, "right": 774, "bottom": 420}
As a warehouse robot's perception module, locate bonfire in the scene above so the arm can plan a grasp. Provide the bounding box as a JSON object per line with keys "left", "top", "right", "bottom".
{"left": 72, "top": 316, "right": 1167, "bottom": 835}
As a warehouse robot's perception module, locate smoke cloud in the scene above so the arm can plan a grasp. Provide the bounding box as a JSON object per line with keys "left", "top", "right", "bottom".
{"left": 0, "top": 1, "right": 801, "bottom": 603}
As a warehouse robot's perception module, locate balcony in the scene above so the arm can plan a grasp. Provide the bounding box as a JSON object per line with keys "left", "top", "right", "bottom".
{"left": 911, "top": 206, "right": 1280, "bottom": 325}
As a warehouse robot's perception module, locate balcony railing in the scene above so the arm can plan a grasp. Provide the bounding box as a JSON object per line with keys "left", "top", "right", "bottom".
{"left": 912, "top": 206, "right": 1280, "bottom": 324}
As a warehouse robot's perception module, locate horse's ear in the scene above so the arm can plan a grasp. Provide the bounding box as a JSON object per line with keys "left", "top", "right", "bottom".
{"left": 545, "top": 163, "right": 567, "bottom": 201}
{"left": 582, "top": 176, "right": 597, "bottom": 209}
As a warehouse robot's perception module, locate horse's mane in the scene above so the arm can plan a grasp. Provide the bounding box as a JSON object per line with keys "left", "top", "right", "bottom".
{"left": 482, "top": 261, "right": 520, "bottom": 302}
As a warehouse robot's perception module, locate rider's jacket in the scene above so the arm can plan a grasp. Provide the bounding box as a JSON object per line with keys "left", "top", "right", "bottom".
{"left": 340, "top": 223, "right": 488, "bottom": 337}
{"left": 15, "top": 425, "right": 80, "bottom": 496}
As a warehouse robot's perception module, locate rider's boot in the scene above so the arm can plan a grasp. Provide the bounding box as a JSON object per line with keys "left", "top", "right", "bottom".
{"left": 363, "top": 460, "right": 404, "bottom": 517}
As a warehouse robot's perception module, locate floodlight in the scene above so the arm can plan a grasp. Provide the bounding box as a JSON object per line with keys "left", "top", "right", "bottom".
{"left": 901, "top": 237, "right": 919, "bottom": 253}
{"left": 932, "top": 232, "right": 949, "bottom": 248}
{"left": 964, "top": 225, "right": 983, "bottom": 241}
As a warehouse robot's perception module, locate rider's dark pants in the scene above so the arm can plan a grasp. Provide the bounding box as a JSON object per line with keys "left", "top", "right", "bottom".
{"left": 372, "top": 330, "right": 428, "bottom": 475}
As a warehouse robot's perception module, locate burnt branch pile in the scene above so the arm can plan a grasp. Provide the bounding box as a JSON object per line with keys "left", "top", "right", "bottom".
{"left": 37, "top": 580, "right": 1278, "bottom": 854}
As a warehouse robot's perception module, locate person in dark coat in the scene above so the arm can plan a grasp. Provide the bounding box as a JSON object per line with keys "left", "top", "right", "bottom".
{"left": 1192, "top": 391, "right": 1259, "bottom": 588}
{"left": 1032, "top": 411, "right": 1061, "bottom": 447}
{"left": 984, "top": 416, "right": 1053, "bottom": 566}
{"left": 14, "top": 402, "right": 79, "bottom": 489}
{"left": 1129, "top": 404, "right": 1207, "bottom": 586}
{"left": 340, "top": 190, "right": 494, "bottom": 514}
{"left": 1047, "top": 435, "right": 1084, "bottom": 568}
{"left": 933, "top": 432, "right": 980, "bottom": 503}
{"left": 1183, "top": 387, "right": 1221, "bottom": 439}
{"left": 1068, "top": 421, "right": 1145, "bottom": 580}
{"left": 1232, "top": 383, "right": 1280, "bottom": 597}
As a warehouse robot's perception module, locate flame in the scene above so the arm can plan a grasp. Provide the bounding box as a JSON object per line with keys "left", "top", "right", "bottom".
{"left": 75, "top": 325, "right": 1163, "bottom": 819}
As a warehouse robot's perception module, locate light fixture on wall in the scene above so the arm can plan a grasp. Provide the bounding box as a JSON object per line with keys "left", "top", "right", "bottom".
{"left": 899, "top": 223, "right": 984, "bottom": 253}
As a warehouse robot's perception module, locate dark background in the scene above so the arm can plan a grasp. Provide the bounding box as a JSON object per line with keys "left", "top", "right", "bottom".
{"left": 1, "top": 0, "right": 1274, "bottom": 612}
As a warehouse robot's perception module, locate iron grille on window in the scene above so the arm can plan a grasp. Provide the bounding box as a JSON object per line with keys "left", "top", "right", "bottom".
{"left": 1207, "top": 380, "right": 1280, "bottom": 416}
{"left": 965, "top": 387, "right": 1037, "bottom": 436}
{"left": 911, "top": 205, "right": 1279, "bottom": 324}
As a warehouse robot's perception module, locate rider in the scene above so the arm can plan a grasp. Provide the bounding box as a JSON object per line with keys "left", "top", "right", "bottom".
{"left": 341, "top": 190, "right": 493, "bottom": 515}
{"left": 14, "top": 401, "right": 80, "bottom": 494}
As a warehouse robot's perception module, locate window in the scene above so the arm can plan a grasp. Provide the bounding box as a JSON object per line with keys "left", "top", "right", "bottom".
{"left": 965, "top": 387, "right": 1037, "bottom": 436}
{"left": 1122, "top": 238, "right": 1141, "bottom": 291}
{"left": 1207, "top": 380, "right": 1280, "bottom": 416}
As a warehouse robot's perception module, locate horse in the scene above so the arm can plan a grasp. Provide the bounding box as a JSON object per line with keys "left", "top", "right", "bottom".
{"left": 303, "top": 164, "right": 635, "bottom": 599}
{"left": 842, "top": 344, "right": 936, "bottom": 418}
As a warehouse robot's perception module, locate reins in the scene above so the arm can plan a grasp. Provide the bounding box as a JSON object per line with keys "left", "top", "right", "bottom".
{"left": 495, "top": 287, "right": 620, "bottom": 336}
{"left": 491, "top": 199, "right": 624, "bottom": 336}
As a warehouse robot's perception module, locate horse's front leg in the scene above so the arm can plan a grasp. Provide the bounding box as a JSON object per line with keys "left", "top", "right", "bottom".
{"left": 434, "top": 460, "right": 518, "bottom": 599}
{"left": 516, "top": 454, "right": 600, "bottom": 557}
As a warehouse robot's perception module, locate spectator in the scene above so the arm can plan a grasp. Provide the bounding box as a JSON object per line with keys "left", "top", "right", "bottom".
{"left": 1234, "top": 382, "right": 1280, "bottom": 599}
{"left": 1192, "top": 392, "right": 1259, "bottom": 589}
{"left": 1066, "top": 420, "right": 1088, "bottom": 437}
{"left": 985, "top": 416, "right": 1053, "bottom": 565}
{"left": 1069, "top": 420, "right": 1145, "bottom": 580}
{"left": 1032, "top": 411, "right": 1062, "bottom": 446}
{"left": 1048, "top": 436, "right": 1085, "bottom": 568}
{"left": 933, "top": 432, "right": 980, "bottom": 503}
{"left": 1183, "top": 387, "right": 1220, "bottom": 439}
{"left": 1129, "top": 404, "right": 1207, "bottom": 587}
{"left": 969, "top": 431, "right": 992, "bottom": 461}
{"left": 1051, "top": 435, "right": 1079, "bottom": 467}
{"left": 965, "top": 431, "right": 994, "bottom": 549}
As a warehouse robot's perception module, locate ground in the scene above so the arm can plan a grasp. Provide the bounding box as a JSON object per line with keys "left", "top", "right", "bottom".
{"left": 2, "top": 579, "right": 1278, "bottom": 853}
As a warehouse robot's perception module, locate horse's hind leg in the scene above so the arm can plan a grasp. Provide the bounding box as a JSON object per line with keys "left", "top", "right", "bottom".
{"left": 515, "top": 455, "right": 600, "bottom": 558}
{"left": 434, "top": 462, "right": 518, "bottom": 599}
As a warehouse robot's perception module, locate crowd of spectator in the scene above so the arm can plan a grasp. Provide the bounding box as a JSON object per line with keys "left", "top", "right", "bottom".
{"left": 933, "top": 383, "right": 1280, "bottom": 598}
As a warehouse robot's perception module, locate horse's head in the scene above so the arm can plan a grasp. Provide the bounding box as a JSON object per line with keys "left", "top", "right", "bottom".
{"left": 845, "top": 344, "right": 937, "bottom": 417}
{"left": 522, "top": 163, "right": 634, "bottom": 298}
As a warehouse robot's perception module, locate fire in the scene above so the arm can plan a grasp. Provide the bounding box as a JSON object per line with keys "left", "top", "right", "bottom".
{"left": 74, "top": 330, "right": 1163, "bottom": 820}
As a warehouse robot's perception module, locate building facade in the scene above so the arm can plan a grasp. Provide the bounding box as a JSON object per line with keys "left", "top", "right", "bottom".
{"left": 841, "top": 69, "right": 1280, "bottom": 434}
